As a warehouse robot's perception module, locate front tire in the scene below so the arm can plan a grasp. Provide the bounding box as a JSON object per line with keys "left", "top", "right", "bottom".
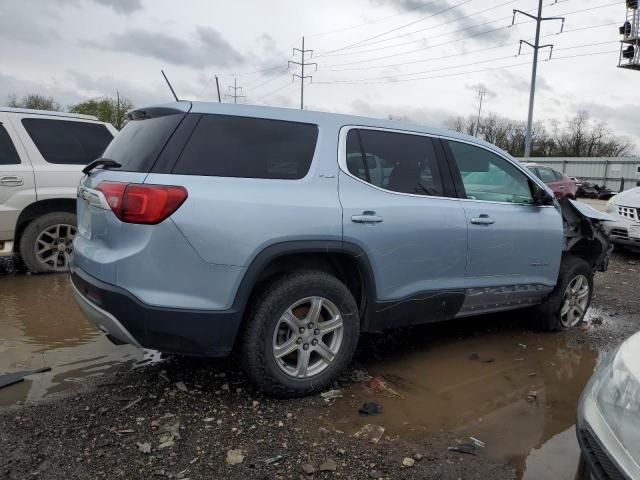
{"left": 19, "top": 211, "right": 77, "bottom": 273}
{"left": 241, "top": 270, "right": 359, "bottom": 397}
{"left": 531, "top": 255, "right": 593, "bottom": 331}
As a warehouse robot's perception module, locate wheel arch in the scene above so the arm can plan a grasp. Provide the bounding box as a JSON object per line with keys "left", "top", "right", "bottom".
{"left": 14, "top": 198, "right": 77, "bottom": 253}
{"left": 231, "top": 241, "right": 378, "bottom": 337}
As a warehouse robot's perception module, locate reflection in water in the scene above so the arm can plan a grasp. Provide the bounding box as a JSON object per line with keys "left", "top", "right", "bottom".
{"left": 328, "top": 314, "right": 605, "bottom": 480}
{"left": 0, "top": 272, "right": 144, "bottom": 405}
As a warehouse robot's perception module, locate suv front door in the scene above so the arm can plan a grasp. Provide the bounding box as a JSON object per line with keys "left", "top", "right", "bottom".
{"left": 0, "top": 115, "right": 35, "bottom": 248}
{"left": 339, "top": 127, "right": 468, "bottom": 330}
{"left": 443, "top": 140, "right": 563, "bottom": 315}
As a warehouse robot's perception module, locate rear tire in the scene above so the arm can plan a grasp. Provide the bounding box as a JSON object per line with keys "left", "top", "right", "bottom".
{"left": 530, "top": 255, "right": 593, "bottom": 331}
{"left": 19, "top": 211, "right": 77, "bottom": 273}
{"left": 241, "top": 270, "right": 359, "bottom": 397}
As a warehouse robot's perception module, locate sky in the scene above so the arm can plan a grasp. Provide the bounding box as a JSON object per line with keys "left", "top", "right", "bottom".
{"left": 1, "top": 0, "right": 638, "bottom": 149}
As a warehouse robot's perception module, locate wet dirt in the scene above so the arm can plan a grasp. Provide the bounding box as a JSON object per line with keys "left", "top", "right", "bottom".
{"left": 0, "top": 258, "right": 145, "bottom": 405}
{"left": 328, "top": 307, "right": 622, "bottom": 480}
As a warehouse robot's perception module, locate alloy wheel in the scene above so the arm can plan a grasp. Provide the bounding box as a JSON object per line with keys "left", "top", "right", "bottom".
{"left": 34, "top": 223, "right": 76, "bottom": 272}
{"left": 560, "top": 274, "right": 590, "bottom": 328}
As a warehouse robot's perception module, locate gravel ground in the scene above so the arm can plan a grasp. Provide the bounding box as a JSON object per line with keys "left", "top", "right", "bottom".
{"left": 1, "top": 249, "right": 639, "bottom": 480}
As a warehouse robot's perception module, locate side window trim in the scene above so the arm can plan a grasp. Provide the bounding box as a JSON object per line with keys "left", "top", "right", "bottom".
{"left": 338, "top": 125, "right": 455, "bottom": 199}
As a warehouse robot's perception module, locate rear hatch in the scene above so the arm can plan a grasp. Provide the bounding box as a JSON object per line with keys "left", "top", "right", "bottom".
{"left": 73, "top": 102, "right": 191, "bottom": 284}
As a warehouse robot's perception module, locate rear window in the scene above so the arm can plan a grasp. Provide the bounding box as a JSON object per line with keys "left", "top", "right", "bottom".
{"left": 102, "top": 112, "right": 185, "bottom": 172}
{"left": 0, "top": 125, "right": 20, "bottom": 165}
{"left": 172, "top": 114, "right": 318, "bottom": 179}
{"left": 21, "top": 118, "right": 113, "bottom": 165}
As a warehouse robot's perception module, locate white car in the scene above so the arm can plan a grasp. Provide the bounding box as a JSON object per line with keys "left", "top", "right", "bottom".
{"left": 577, "top": 330, "right": 640, "bottom": 479}
{"left": 0, "top": 107, "right": 117, "bottom": 272}
{"left": 604, "top": 186, "right": 640, "bottom": 249}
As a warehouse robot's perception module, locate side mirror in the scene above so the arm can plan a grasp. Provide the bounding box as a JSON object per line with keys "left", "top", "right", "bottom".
{"left": 529, "top": 179, "right": 554, "bottom": 206}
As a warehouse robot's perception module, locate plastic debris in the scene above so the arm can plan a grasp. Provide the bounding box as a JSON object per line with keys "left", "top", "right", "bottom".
{"left": 448, "top": 443, "right": 477, "bottom": 455}
{"left": 354, "top": 424, "right": 385, "bottom": 444}
{"left": 358, "top": 402, "right": 382, "bottom": 417}
{"left": 320, "top": 389, "right": 343, "bottom": 401}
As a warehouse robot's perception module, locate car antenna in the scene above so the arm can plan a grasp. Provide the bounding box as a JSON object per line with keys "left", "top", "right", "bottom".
{"left": 161, "top": 70, "right": 179, "bottom": 101}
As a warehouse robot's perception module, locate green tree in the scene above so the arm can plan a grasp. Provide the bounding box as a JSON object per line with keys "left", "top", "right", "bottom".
{"left": 7, "top": 93, "right": 61, "bottom": 111}
{"left": 68, "top": 95, "right": 134, "bottom": 129}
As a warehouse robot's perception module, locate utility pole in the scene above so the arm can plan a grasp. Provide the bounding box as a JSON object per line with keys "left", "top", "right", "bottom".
{"left": 513, "top": 0, "right": 564, "bottom": 157}
{"left": 116, "top": 90, "right": 121, "bottom": 129}
{"left": 225, "top": 78, "right": 245, "bottom": 104}
{"left": 474, "top": 89, "right": 485, "bottom": 137}
{"left": 215, "top": 75, "right": 221, "bottom": 103}
{"left": 288, "top": 37, "right": 317, "bottom": 110}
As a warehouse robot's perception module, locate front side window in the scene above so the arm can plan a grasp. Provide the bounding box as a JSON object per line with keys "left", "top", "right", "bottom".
{"left": 173, "top": 115, "right": 318, "bottom": 180}
{"left": 447, "top": 140, "right": 533, "bottom": 204}
{"left": 21, "top": 119, "right": 113, "bottom": 165}
{"left": 0, "top": 125, "right": 20, "bottom": 165}
{"left": 346, "top": 128, "right": 443, "bottom": 197}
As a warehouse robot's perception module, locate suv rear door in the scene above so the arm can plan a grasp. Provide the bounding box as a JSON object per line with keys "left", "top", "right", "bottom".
{"left": 339, "top": 127, "right": 468, "bottom": 329}
{"left": 0, "top": 114, "right": 35, "bottom": 246}
{"left": 443, "top": 139, "right": 563, "bottom": 313}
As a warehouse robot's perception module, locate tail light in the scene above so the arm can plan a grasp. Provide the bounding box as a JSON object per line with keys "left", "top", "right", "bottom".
{"left": 96, "top": 181, "right": 188, "bottom": 224}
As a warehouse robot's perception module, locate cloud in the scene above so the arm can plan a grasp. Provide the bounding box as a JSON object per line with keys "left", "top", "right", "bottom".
{"left": 0, "top": 1, "right": 61, "bottom": 44}
{"left": 498, "top": 70, "right": 553, "bottom": 94}
{"left": 465, "top": 82, "right": 497, "bottom": 98}
{"left": 93, "top": 0, "right": 142, "bottom": 14}
{"left": 346, "top": 98, "right": 453, "bottom": 128}
{"left": 93, "top": 27, "right": 245, "bottom": 68}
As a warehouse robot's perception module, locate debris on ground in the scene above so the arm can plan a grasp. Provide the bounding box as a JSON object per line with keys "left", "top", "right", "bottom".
{"left": 301, "top": 463, "right": 315, "bottom": 475}
{"left": 448, "top": 443, "right": 478, "bottom": 455}
{"left": 320, "top": 389, "right": 343, "bottom": 401}
{"left": 469, "top": 437, "right": 486, "bottom": 448}
{"left": 0, "top": 367, "right": 51, "bottom": 389}
{"left": 354, "top": 424, "right": 385, "bottom": 444}
{"left": 319, "top": 458, "right": 337, "bottom": 472}
{"left": 121, "top": 396, "right": 143, "bottom": 412}
{"left": 358, "top": 401, "right": 382, "bottom": 416}
{"left": 526, "top": 391, "right": 537, "bottom": 402}
{"left": 366, "top": 376, "right": 403, "bottom": 398}
{"left": 225, "top": 449, "right": 245, "bottom": 466}
{"left": 137, "top": 442, "right": 152, "bottom": 454}
{"left": 175, "top": 381, "right": 188, "bottom": 392}
{"left": 469, "top": 353, "right": 480, "bottom": 360}
{"left": 402, "top": 457, "right": 415, "bottom": 467}
{"left": 263, "top": 454, "right": 287, "bottom": 465}
{"left": 159, "top": 417, "right": 181, "bottom": 446}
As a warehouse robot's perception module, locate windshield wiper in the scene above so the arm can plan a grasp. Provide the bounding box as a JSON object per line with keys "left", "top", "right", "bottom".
{"left": 82, "top": 159, "right": 122, "bottom": 175}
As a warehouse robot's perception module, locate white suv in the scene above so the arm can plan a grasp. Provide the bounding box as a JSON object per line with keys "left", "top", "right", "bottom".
{"left": 0, "top": 107, "right": 117, "bottom": 272}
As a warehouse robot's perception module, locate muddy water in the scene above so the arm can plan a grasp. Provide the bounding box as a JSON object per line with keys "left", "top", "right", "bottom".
{"left": 330, "top": 312, "right": 606, "bottom": 479}
{"left": 0, "top": 264, "right": 145, "bottom": 405}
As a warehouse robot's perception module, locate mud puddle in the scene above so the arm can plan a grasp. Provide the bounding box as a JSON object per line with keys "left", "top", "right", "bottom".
{"left": 0, "top": 269, "right": 152, "bottom": 406}
{"left": 329, "top": 309, "right": 613, "bottom": 479}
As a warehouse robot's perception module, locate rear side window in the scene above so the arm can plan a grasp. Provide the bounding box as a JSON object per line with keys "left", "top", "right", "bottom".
{"left": 173, "top": 115, "right": 318, "bottom": 180}
{"left": 0, "top": 125, "right": 20, "bottom": 165}
{"left": 346, "top": 128, "right": 443, "bottom": 197}
{"left": 21, "top": 118, "right": 113, "bottom": 165}
{"left": 102, "top": 111, "right": 185, "bottom": 172}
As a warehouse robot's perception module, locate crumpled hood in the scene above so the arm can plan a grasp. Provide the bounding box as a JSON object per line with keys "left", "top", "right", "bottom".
{"left": 615, "top": 186, "right": 640, "bottom": 207}
{"left": 568, "top": 199, "right": 614, "bottom": 222}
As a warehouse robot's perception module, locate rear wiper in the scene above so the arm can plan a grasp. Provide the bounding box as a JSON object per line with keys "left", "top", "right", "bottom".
{"left": 82, "top": 159, "right": 122, "bottom": 175}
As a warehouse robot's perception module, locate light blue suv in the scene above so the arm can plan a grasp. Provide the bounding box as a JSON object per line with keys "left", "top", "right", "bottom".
{"left": 71, "top": 101, "right": 610, "bottom": 396}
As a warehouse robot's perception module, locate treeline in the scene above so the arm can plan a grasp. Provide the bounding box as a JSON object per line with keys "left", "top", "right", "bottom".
{"left": 6, "top": 93, "right": 134, "bottom": 129}
{"left": 445, "top": 111, "right": 634, "bottom": 157}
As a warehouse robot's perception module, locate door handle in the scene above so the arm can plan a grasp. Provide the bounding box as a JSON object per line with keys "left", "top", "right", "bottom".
{"left": 470, "top": 214, "right": 495, "bottom": 225}
{"left": 0, "top": 176, "right": 23, "bottom": 186}
{"left": 352, "top": 211, "right": 384, "bottom": 224}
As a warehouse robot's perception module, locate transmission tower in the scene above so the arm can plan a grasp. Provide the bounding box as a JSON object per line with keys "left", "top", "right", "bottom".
{"left": 288, "top": 37, "right": 317, "bottom": 110}
{"left": 618, "top": 0, "right": 640, "bottom": 70}
{"left": 474, "top": 89, "right": 486, "bottom": 137}
{"left": 513, "top": 0, "right": 564, "bottom": 157}
{"left": 225, "top": 78, "right": 246, "bottom": 104}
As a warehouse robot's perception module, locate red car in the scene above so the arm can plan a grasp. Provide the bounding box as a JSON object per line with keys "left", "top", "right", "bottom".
{"left": 523, "top": 162, "right": 578, "bottom": 199}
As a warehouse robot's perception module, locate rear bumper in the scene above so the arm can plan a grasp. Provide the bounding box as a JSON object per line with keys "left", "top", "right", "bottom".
{"left": 70, "top": 265, "right": 242, "bottom": 357}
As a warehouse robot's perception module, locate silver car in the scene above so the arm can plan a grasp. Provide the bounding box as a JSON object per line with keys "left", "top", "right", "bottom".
{"left": 0, "top": 107, "right": 116, "bottom": 272}
{"left": 604, "top": 186, "right": 640, "bottom": 249}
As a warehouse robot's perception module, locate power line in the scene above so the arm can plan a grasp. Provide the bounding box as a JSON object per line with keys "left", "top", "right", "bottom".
{"left": 316, "top": 0, "right": 476, "bottom": 57}
{"left": 319, "top": 21, "right": 618, "bottom": 72}
{"left": 312, "top": 49, "right": 617, "bottom": 85}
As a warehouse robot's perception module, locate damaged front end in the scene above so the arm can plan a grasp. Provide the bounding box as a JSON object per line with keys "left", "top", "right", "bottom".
{"left": 559, "top": 198, "right": 612, "bottom": 272}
